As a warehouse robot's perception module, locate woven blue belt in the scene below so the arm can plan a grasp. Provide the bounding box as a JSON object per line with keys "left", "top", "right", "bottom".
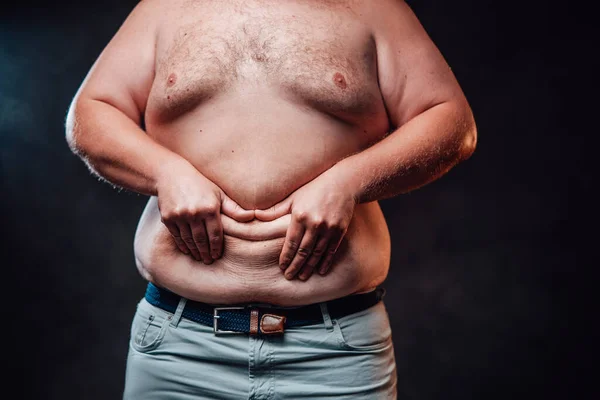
{"left": 145, "top": 282, "right": 385, "bottom": 335}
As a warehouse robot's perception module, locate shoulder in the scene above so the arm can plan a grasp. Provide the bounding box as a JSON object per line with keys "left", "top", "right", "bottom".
{"left": 115, "top": 0, "right": 194, "bottom": 39}
{"left": 349, "top": 0, "right": 417, "bottom": 34}
{"left": 126, "top": 0, "right": 185, "bottom": 23}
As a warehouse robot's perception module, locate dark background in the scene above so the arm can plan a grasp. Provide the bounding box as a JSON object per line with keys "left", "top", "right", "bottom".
{"left": 1, "top": 1, "right": 591, "bottom": 399}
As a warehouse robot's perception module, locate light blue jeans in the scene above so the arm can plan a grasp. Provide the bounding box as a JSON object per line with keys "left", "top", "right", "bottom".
{"left": 124, "top": 296, "right": 397, "bottom": 399}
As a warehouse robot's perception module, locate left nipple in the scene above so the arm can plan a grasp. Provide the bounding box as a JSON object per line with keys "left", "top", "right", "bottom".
{"left": 333, "top": 72, "right": 347, "bottom": 89}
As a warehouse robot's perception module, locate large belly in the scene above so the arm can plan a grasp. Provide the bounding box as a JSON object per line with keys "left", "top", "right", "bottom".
{"left": 134, "top": 197, "right": 390, "bottom": 305}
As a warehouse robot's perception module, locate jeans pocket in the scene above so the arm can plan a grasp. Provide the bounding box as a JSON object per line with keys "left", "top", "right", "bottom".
{"left": 130, "top": 299, "right": 172, "bottom": 353}
{"left": 333, "top": 301, "right": 393, "bottom": 351}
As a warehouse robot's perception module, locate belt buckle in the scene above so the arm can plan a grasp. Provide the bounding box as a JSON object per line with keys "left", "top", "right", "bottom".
{"left": 213, "top": 306, "right": 246, "bottom": 335}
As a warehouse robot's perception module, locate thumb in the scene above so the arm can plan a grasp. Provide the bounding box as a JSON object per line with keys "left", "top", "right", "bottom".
{"left": 254, "top": 196, "right": 293, "bottom": 222}
{"left": 221, "top": 193, "right": 255, "bottom": 222}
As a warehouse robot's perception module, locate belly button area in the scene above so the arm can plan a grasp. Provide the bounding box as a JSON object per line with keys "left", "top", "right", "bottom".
{"left": 333, "top": 72, "right": 347, "bottom": 89}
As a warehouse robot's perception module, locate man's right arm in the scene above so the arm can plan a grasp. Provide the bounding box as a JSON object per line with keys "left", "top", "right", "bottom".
{"left": 66, "top": 0, "right": 172, "bottom": 196}
{"left": 65, "top": 1, "right": 253, "bottom": 263}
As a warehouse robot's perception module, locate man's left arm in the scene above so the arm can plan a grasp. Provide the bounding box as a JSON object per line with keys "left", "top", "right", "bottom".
{"left": 255, "top": 0, "right": 476, "bottom": 280}
{"left": 335, "top": 0, "right": 476, "bottom": 203}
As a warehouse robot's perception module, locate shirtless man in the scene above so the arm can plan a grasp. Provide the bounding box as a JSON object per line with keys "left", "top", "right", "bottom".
{"left": 66, "top": 0, "right": 476, "bottom": 398}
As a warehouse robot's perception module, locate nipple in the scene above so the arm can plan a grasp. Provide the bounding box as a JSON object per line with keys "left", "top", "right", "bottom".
{"left": 167, "top": 73, "right": 177, "bottom": 87}
{"left": 333, "top": 72, "right": 347, "bottom": 89}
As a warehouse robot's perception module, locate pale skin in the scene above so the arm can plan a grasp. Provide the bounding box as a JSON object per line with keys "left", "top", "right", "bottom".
{"left": 66, "top": 0, "right": 476, "bottom": 306}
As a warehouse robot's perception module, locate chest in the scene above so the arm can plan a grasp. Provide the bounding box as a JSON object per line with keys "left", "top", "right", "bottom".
{"left": 148, "top": 1, "right": 382, "bottom": 121}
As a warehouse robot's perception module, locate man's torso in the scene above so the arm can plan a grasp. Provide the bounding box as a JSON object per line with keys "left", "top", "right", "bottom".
{"left": 134, "top": 0, "right": 392, "bottom": 305}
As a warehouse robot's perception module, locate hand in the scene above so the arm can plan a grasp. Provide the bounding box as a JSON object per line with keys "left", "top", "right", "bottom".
{"left": 254, "top": 168, "right": 357, "bottom": 280}
{"left": 156, "top": 159, "right": 254, "bottom": 263}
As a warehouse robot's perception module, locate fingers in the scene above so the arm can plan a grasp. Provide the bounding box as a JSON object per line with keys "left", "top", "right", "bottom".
{"left": 190, "top": 219, "right": 216, "bottom": 263}
{"left": 281, "top": 224, "right": 319, "bottom": 280}
{"left": 297, "top": 233, "right": 330, "bottom": 281}
{"left": 221, "top": 194, "right": 254, "bottom": 222}
{"left": 318, "top": 230, "right": 345, "bottom": 275}
{"left": 171, "top": 215, "right": 221, "bottom": 264}
{"left": 164, "top": 222, "right": 189, "bottom": 255}
{"left": 281, "top": 212, "right": 348, "bottom": 280}
{"left": 160, "top": 194, "right": 225, "bottom": 263}
{"left": 204, "top": 215, "right": 223, "bottom": 259}
{"left": 177, "top": 221, "right": 203, "bottom": 262}
{"left": 255, "top": 196, "right": 293, "bottom": 222}
{"left": 279, "top": 219, "right": 305, "bottom": 273}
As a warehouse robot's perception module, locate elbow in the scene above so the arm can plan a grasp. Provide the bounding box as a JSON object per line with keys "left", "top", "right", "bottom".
{"left": 459, "top": 116, "right": 477, "bottom": 161}
{"left": 65, "top": 97, "right": 82, "bottom": 155}
{"left": 64, "top": 97, "right": 104, "bottom": 178}
{"left": 456, "top": 103, "right": 477, "bottom": 162}
{"left": 65, "top": 96, "right": 93, "bottom": 159}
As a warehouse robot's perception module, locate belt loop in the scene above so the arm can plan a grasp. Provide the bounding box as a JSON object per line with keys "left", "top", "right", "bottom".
{"left": 319, "top": 302, "right": 334, "bottom": 332}
{"left": 170, "top": 297, "right": 188, "bottom": 328}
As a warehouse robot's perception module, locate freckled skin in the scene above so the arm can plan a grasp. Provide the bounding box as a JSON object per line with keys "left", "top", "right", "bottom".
{"left": 333, "top": 72, "right": 347, "bottom": 89}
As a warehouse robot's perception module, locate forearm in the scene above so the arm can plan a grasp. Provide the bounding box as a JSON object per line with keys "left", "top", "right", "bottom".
{"left": 66, "top": 97, "right": 188, "bottom": 196}
{"left": 335, "top": 100, "right": 477, "bottom": 203}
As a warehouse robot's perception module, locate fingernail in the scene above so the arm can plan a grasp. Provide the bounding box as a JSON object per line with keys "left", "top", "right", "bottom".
{"left": 319, "top": 266, "right": 328, "bottom": 275}
{"left": 280, "top": 263, "right": 287, "bottom": 270}
{"left": 211, "top": 252, "right": 219, "bottom": 259}
{"left": 285, "top": 272, "right": 294, "bottom": 280}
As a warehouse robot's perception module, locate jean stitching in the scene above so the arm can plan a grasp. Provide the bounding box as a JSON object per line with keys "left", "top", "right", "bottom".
{"left": 335, "top": 318, "right": 392, "bottom": 351}
{"left": 131, "top": 314, "right": 170, "bottom": 353}
{"left": 138, "top": 315, "right": 154, "bottom": 346}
